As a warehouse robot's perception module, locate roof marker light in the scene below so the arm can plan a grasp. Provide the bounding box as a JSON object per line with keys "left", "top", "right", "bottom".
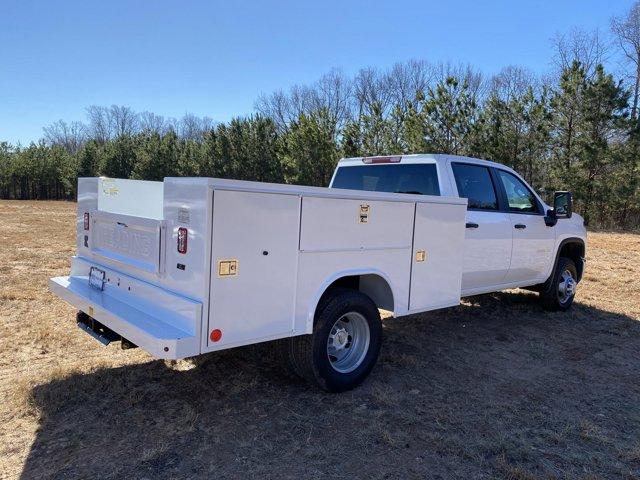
{"left": 362, "top": 156, "right": 402, "bottom": 164}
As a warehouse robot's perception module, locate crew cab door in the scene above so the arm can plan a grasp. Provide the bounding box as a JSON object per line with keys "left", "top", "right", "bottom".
{"left": 494, "top": 169, "right": 555, "bottom": 284}
{"left": 450, "top": 163, "right": 512, "bottom": 292}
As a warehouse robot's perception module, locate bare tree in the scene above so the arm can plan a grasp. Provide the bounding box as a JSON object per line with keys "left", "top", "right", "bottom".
{"left": 353, "top": 67, "right": 391, "bottom": 116}
{"left": 255, "top": 69, "right": 352, "bottom": 137}
{"left": 86, "top": 105, "right": 142, "bottom": 140}
{"left": 255, "top": 89, "right": 293, "bottom": 132}
{"left": 86, "top": 105, "right": 112, "bottom": 143}
{"left": 179, "top": 113, "right": 199, "bottom": 140}
{"left": 179, "top": 113, "right": 216, "bottom": 140}
{"left": 551, "top": 27, "right": 609, "bottom": 79}
{"left": 309, "top": 69, "right": 353, "bottom": 134}
{"left": 108, "top": 105, "right": 139, "bottom": 137}
{"left": 139, "top": 111, "right": 168, "bottom": 133}
{"left": 612, "top": 1, "right": 640, "bottom": 120}
{"left": 43, "top": 120, "right": 87, "bottom": 154}
{"left": 384, "top": 59, "right": 434, "bottom": 111}
{"left": 289, "top": 84, "right": 316, "bottom": 119}
{"left": 165, "top": 117, "right": 180, "bottom": 134}
{"left": 200, "top": 116, "right": 215, "bottom": 134}
{"left": 432, "top": 61, "right": 487, "bottom": 100}
{"left": 255, "top": 84, "right": 315, "bottom": 131}
{"left": 490, "top": 65, "right": 539, "bottom": 102}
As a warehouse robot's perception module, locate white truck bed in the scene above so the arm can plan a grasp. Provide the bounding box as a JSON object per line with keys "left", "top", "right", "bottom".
{"left": 50, "top": 176, "right": 467, "bottom": 360}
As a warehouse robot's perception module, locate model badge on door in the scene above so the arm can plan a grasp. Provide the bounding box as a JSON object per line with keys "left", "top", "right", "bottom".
{"left": 415, "top": 250, "right": 426, "bottom": 262}
{"left": 359, "top": 204, "right": 370, "bottom": 223}
{"left": 218, "top": 259, "right": 238, "bottom": 277}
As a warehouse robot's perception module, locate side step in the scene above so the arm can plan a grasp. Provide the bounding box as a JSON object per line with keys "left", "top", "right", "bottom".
{"left": 76, "top": 311, "right": 137, "bottom": 349}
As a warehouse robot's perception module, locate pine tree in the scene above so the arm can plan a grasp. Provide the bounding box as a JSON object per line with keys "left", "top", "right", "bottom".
{"left": 359, "top": 101, "right": 391, "bottom": 155}
{"left": 131, "top": 131, "right": 179, "bottom": 181}
{"left": 402, "top": 90, "right": 430, "bottom": 154}
{"left": 423, "top": 77, "right": 477, "bottom": 155}
{"left": 574, "top": 65, "right": 629, "bottom": 225}
{"left": 77, "top": 140, "right": 102, "bottom": 177}
{"left": 472, "top": 87, "right": 551, "bottom": 187}
{"left": 280, "top": 110, "right": 339, "bottom": 186}
{"left": 550, "top": 61, "right": 587, "bottom": 180}
{"left": 246, "top": 116, "right": 283, "bottom": 183}
{"left": 340, "top": 120, "right": 362, "bottom": 158}
{"left": 100, "top": 135, "right": 136, "bottom": 179}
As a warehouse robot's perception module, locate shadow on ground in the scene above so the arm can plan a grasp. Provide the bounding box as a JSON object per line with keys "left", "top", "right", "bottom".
{"left": 20, "top": 292, "right": 640, "bottom": 479}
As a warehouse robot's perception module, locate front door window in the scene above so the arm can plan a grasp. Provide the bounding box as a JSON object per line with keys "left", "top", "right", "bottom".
{"left": 496, "top": 170, "right": 539, "bottom": 214}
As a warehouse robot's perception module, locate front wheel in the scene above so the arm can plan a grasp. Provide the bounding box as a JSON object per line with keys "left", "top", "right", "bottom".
{"left": 540, "top": 257, "right": 578, "bottom": 311}
{"left": 288, "top": 289, "right": 382, "bottom": 392}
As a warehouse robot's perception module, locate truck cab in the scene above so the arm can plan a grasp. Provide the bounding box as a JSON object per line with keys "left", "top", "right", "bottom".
{"left": 330, "top": 154, "right": 586, "bottom": 310}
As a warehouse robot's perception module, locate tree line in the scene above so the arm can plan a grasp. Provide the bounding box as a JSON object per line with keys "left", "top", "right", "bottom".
{"left": 2, "top": 4, "right": 640, "bottom": 230}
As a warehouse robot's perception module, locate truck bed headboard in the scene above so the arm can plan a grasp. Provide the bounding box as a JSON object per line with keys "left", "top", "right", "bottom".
{"left": 94, "top": 177, "right": 164, "bottom": 219}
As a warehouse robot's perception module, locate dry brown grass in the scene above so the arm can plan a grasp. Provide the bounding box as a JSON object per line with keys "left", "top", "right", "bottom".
{"left": 1, "top": 199, "right": 639, "bottom": 479}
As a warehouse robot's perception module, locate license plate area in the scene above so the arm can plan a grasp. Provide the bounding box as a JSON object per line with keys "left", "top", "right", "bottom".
{"left": 88, "top": 266, "right": 106, "bottom": 291}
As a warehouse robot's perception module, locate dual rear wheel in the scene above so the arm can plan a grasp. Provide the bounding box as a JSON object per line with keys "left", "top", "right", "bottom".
{"left": 281, "top": 289, "right": 382, "bottom": 392}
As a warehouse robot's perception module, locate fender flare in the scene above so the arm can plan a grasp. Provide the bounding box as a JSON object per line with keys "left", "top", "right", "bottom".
{"left": 542, "top": 237, "right": 586, "bottom": 292}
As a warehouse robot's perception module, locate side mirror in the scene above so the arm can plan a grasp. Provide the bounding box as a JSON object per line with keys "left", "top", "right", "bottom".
{"left": 553, "top": 191, "right": 572, "bottom": 219}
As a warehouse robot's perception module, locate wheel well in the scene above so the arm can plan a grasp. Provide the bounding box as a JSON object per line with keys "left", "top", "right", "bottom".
{"left": 320, "top": 274, "right": 394, "bottom": 313}
{"left": 559, "top": 240, "right": 585, "bottom": 281}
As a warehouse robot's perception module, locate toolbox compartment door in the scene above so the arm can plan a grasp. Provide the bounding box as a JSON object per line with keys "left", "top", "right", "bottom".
{"left": 208, "top": 190, "right": 300, "bottom": 349}
{"left": 409, "top": 202, "right": 466, "bottom": 311}
{"left": 89, "top": 210, "right": 166, "bottom": 274}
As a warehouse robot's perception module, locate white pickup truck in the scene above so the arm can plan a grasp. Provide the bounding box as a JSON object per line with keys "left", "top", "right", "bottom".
{"left": 50, "top": 154, "right": 586, "bottom": 391}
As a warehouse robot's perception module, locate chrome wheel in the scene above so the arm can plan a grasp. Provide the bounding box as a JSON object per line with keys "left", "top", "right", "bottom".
{"left": 558, "top": 269, "right": 576, "bottom": 304}
{"left": 326, "top": 311, "right": 370, "bottom": 373}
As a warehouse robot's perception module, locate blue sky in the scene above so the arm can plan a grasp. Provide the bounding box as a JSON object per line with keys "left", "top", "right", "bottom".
{"left": 0, "top": 0, "right": 634, "bottom": 144}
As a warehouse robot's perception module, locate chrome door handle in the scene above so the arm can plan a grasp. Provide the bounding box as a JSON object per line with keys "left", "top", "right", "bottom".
{"left": 465, "top": 222, "right": 479, "bottom": 229}
{"left": 514, "top": 224, "right": 527, "bottom": 229}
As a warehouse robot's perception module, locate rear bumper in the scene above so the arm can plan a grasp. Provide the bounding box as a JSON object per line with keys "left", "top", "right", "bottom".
{"left": 49, "top": 274, "right": 201, "bottom": 360}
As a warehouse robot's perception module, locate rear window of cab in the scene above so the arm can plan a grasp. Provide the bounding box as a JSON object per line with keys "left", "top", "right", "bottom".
{"left": 331, "top": 164, "right": 440, "bottom": 196}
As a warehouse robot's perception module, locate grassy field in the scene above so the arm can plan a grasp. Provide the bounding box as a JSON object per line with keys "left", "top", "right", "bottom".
{"left": 1, "top": 200, "right": 639, "bottom": 480}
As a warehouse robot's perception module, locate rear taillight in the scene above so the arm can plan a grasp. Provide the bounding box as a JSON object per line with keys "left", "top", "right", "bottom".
{"left": 177, "top": 227, "right": 188, "bottom": 254}
{"left": 362, "top": 156, "right": 401, "bottom": 164}
{"left": 83, "top": 212, "right": 90, "bottom": 230}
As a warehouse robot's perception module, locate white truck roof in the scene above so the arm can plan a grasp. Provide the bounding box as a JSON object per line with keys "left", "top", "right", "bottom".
{"left": 336, "top": 153, "right": 514, "bottom": 173}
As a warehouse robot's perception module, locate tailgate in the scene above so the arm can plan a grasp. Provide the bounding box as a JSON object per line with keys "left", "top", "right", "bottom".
{"left": 89, "top": 210, "right": 166, "bottom": 274}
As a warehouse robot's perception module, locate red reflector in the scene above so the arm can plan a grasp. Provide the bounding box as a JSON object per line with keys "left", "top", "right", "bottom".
{"left": 210, "top": 329, "right": 222, "bottom": 342}
{"left": 177, "top": 227, "right": 188, "bottom": 254}
{"left": 362, "top": 156, "right": 402, "bottom": 164}
{"left": 84, "top": 212, "right": 90, "bottom": 231}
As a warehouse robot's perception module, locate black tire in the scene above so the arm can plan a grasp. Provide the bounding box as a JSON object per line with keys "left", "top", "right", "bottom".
{"left": 287, "top": 289, "right": 382, "bottom": 392}
{"left": 540, "top": 257, "right": 578, "bottom": 311}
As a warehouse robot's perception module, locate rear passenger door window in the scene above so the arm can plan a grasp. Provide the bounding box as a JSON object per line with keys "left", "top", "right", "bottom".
{"left": 451, "top": 163, "right": 498, "bottom": 210}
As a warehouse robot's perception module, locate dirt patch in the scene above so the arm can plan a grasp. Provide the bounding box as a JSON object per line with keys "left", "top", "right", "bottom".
{"left": 1, "top": 200, "right": 639, "bottom": 479}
